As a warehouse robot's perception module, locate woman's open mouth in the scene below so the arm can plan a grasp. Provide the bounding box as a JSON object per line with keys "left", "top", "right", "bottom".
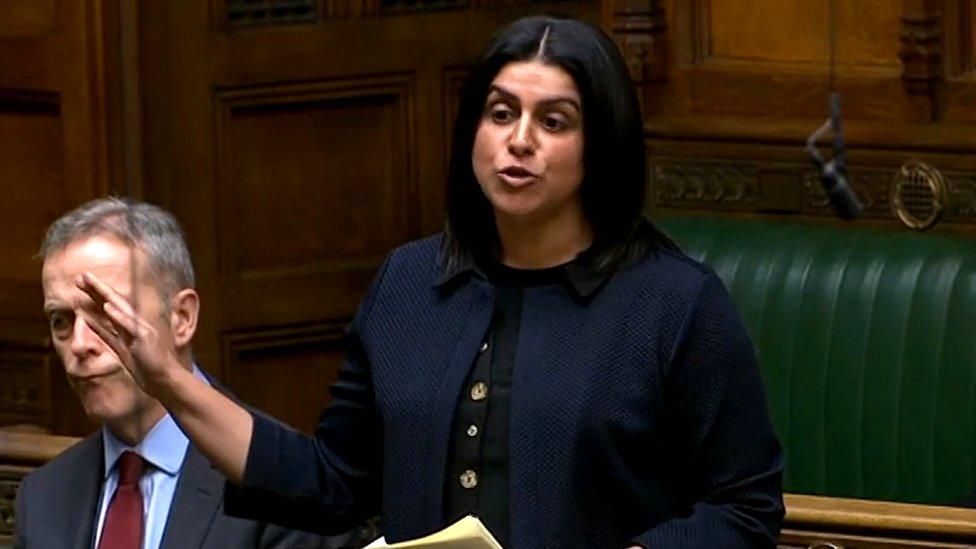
{"left": 497, "top": 166, "right": 538, "bottom": 187}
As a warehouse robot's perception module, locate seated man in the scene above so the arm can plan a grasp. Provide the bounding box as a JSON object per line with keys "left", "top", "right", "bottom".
{"left": 15, "top": 198, "right": 348, "bottom": 548}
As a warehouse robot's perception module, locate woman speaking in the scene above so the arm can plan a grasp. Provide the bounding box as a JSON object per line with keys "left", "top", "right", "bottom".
{"left": 82, "top": 15, "right": 784, "bottom": 548}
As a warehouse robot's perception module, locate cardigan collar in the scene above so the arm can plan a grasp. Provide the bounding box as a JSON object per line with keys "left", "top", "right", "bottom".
{"left": 434, "top": 246, "right": 609, "bottom": 300}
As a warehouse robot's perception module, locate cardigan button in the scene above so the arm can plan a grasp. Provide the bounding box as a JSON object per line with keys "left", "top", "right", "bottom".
{"left": 479, "top": 341, "right": 489, "bottom": 353}
{"left": 459, "top": 469, "right": 479, "bottom": 489}
{"left": 470, "top": 381, "right": 488, "bottom": 401}
{"left": 466, "top": 424, "right": 479, "bottom": 437}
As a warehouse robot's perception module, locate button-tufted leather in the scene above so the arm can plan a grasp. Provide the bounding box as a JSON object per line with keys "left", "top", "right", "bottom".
{"left": 660, "top": 217, "right": 976, "bottom": 505}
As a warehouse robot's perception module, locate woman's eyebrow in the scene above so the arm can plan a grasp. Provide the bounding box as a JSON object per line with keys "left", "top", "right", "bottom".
{"left": 487, "top": 84, "right": 581, "bottom": 112}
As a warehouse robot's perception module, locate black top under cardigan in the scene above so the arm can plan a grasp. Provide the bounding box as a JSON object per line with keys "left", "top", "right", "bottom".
{"left": 226, "top": 233, "right": 785, "bottom": 548}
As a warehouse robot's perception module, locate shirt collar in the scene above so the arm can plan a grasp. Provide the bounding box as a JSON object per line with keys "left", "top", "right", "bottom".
{"left": 102, "top": 365, "right": 210, "bottom": 479}
{"left": 434, "top": 248, "right": 610, "bottom": 300}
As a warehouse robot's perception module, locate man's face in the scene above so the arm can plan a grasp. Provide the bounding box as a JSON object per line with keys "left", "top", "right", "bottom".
{"left": 41, "top": 235, "right": 173, "bottom": 426}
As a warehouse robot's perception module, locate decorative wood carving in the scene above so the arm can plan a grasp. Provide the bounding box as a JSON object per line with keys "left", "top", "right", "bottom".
{"left": 0, "top": 473, "right": 18, "bottom": 543}
{"left": 803, "top": 167, "right": 896, "bottom": 217}
{"left": 651, "top": 157, "right": 976, "bottom": 228}
{"left": 378, "top": 0, "right": 468, "bottom": 15}
{"left": 606, "top": 0, "right": 666, "bottom": 114}
{"left": 0, "top": 432, "right": 82, "bottom": 543}
{"left": 899, "top": 0, "right": 944, "bottom": 120}
{"left": 650, "top": 160, "right": 762, "bottom": 209}
{"left": 0, "top": 349, "right": 50, "bottom": 426}
{"left": 226, "top": 0, "right": 317, "bottom": 27}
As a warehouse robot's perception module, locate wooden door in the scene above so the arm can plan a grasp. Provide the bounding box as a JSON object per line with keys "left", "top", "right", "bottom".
{"left": 0, "top": 0, "right": 124, "bottom": 435}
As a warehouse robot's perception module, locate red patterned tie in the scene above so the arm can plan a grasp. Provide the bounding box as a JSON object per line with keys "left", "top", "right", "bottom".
{"left": 98, "top": 451, "right": 145, "bottom": 549}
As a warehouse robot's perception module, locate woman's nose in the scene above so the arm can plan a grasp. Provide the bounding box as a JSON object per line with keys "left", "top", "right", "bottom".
{"left": 507, "top": 115, "right": 535, "bottom": 156}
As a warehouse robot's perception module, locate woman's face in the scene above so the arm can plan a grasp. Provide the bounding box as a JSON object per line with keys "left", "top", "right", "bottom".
{"left": 472, "top": 60, "right": 584, "bottom": 226}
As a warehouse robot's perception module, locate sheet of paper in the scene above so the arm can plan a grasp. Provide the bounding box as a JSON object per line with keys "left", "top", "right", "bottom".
{"left": 362, "top": 515, "right": 502, "bottom": 548}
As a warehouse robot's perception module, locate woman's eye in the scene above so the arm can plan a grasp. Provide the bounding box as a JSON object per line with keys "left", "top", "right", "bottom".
{"left": 542, "top": 113, "right": 569, "bottom": 131}
{"left": 489, "top": 105, "right": 515, "bottom": 124}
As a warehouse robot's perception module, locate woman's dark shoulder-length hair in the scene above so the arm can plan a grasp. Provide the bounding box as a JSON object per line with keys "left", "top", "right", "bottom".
{"left": 442, "top": 15, "right": 676, "bottom": 274}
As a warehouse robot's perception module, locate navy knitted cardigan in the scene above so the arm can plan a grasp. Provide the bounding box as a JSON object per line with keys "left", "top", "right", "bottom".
{"left": 227, "top": 234, "right": 785, "bottom": 548}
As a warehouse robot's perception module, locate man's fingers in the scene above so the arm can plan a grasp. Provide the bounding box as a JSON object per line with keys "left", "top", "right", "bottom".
{"left": 103, "top": 301, "right": 144, "bottom": 339}
{"left": 84, "top": 316, "right": 136, "bottom": 365}
{"left": 77, "top": 271, "right": 137, "bottom": 318}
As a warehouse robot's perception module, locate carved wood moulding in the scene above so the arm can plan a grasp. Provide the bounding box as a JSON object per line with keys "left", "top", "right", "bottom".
{"left": 899, "top": 0, "right": 945, "bottom": 120}
{"left": 0, "top": 349, "right": 50, "bottom": 426}
{"left": 223, "top": 0, "right": 577, "bottom": 24}
{"left": 650, "top": 158, "right": 976, "bottom": 227}
{"left": 226, "top": 0, "right": 318, "bottom": 27}
{"left": 0, "top": 470, "right": 20, "bottom": 543}
{"left": 606, "top": 0, "right": 666, "bottom": 113}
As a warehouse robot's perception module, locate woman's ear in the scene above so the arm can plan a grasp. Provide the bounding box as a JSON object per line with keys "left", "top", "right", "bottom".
{"left": 169, "top": 288, "right": 200, "bottom": 348}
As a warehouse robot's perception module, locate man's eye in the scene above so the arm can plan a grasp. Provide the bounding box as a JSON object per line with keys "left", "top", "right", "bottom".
{"left": 49, "top": 312, "right": 74, "bottom": 338}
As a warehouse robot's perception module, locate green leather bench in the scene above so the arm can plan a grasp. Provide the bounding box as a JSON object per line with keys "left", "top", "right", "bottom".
{"left": 659, "top": 217, "right": 976, "bottom": 506}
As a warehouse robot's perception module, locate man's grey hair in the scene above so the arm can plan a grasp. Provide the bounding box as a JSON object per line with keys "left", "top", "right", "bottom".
{"left": 40, "top": 197, "right": 196, "bottom": 296}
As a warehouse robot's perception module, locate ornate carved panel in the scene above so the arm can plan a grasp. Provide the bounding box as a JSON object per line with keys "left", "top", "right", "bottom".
{"left": 899, "top": 0, "right": 944, "bottom": 120}
{"left": 222, "top": 321, "right": 348, "bottom": 433}
{"left": 0, "top": 470, "right": 20, "bottom": 543}
{"left": 607, "top": 0, "right": 666, "bottom": 112}
{"left": 378, "top": 0, "right": 468, "bottom": 15}
{"left": 226, "top": 0, "right": 318, "bottom": 27}
{"left": 802, "top": 166, "right": 896, "bottom": 218}
{"left": 651, "top": 160, "right": 762, "bottom": 210}
{"left": 0, "top": 351, "right": 49, "bottom": 425}
{"left": 650, "top": 157, "right": 976, "bottom": 228}
{"left": 214, "top": 73, "right": 417, "bottom": 328}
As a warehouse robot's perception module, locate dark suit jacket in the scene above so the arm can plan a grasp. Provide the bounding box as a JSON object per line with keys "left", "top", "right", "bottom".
{"left": 13, "top": 430, "right": 331, "bottom": 548}
{"left": 229, "top": 233, "right": 785, "bottom": 548}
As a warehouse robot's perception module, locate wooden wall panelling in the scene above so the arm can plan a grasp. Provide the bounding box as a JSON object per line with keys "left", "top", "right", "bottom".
{"left": 0, "top": 0, "right": 120, "bottom": 435}
{"left": 607, "top": 1, "right": 976, "bottom": 150}
{"left": 214, "top": 74, "right": 418, "bottom": 329}
{"left": 665, "top": 0, "right": 909, "bottom": 120}
{"left": 604, "top": 1, "right": 976, "bottom": 234}
{"left": 646, "top": 138, "right": 976, "bottom": 235}
{"left": 222, "top": 322, "right": 348, "bottom": 434}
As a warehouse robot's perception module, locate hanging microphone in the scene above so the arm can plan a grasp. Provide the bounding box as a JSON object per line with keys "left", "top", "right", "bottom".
{"left": 806, "top": 93, "right": 863, "bottom": 220}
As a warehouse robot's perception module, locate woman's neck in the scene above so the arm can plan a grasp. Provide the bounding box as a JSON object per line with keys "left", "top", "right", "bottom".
{"left": 495, "top": 209, "right": 592, "bottom": 269}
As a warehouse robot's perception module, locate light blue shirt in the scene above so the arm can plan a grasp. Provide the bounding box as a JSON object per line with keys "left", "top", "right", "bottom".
{"left": 94, "top": 366, "right": 208, "bottom": 549}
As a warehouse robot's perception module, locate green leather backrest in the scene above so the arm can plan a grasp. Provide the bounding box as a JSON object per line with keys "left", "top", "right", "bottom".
{"left": 658, "top": 217, "right": 976, "bottom": 505}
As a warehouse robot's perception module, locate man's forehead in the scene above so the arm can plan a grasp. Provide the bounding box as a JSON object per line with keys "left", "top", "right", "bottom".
{"left": 42, "top": 236, "right": 144, "bottom": 288}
